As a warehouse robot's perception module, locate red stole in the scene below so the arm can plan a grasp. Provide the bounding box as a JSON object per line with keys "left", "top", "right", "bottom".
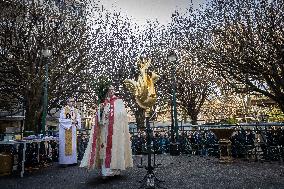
{"left": 104, "top": 96, "right": 117, "bottom": 168}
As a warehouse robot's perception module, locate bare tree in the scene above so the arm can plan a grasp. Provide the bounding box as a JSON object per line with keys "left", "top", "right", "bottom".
{"left": 164, "top": 9, "right": 221, "bottom": 124}
{"left": 204, "top": 0, "right": 284, "bottom": 112}
{"left": 0, "top": 1, "right": 94, "bottom": 132}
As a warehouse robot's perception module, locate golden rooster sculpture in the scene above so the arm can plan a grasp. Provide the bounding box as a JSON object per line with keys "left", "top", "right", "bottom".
{"left": 124, "top": 58, "right": 159, "bottom": 109}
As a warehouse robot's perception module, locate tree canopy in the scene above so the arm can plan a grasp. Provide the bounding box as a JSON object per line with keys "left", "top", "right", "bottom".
{"left": 1, "top": 0, "right": 284, "bottom": 132}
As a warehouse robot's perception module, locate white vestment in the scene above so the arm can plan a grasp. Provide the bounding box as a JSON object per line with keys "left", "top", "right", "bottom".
{"left": 59, "top": 106, "right": 81, "bottom": 165}
{"left": 80, "top": 96, "right": 133, "bottom": 176}
{"left": 80, "top": 115, "right": 98, "bottom": 170}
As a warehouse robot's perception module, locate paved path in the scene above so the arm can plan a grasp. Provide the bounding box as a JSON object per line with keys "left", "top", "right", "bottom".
{"left": 1, "top": 155, "right": 284, "bottom": 189}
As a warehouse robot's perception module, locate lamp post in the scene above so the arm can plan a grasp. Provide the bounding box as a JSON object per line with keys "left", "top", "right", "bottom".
{"left": 41, "top": 48, "right": 52, "bottom": 136}
{"left": 281, "top": 44, "right": 284, "bottom": 64}
{"left": 167, "top": 50, "right": 180, "bottom": 155}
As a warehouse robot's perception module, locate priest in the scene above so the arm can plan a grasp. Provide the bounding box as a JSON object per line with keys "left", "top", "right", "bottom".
{"left": 59, "top": 98, "right": 81, "bottom": 166}
{"left": 80, "top": 85, "right": 133, "bottom": 178}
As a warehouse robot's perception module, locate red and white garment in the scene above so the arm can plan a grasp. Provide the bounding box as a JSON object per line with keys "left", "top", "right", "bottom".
{"left": 80, "top": 96, "right": 133, "bottom": 176}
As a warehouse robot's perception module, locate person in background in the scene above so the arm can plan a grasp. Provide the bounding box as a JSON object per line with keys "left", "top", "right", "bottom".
{"left": 58, "top": 97, "right": 81, "bottom": 167}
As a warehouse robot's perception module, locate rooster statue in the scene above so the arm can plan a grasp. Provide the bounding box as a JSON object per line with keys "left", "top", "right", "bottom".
{"left": 124, "top": 58, "right": 159, "bottom": 109}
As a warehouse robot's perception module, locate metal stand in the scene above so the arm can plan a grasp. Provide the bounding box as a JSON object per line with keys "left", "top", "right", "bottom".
{"left": 169, "top": 142, "right": 180, "bottom": 156}
{"left": 138, "top": 112, "right": 166, "bottom": 189}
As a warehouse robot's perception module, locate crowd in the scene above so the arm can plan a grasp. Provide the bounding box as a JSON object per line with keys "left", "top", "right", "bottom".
{"left": 130, "top": 127, "right": 284, "bottom": 161}
{"left": 1, "top": 126, "right": 283, "bottom": 177}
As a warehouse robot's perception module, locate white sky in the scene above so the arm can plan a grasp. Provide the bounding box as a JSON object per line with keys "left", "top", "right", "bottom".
{"left": 98, "top": 0, "right": 205, "bottom": 25}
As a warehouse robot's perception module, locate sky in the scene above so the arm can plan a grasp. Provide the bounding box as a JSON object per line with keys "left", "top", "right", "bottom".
{"left": 98, "top": 0, "right": 206, "bottom": 25}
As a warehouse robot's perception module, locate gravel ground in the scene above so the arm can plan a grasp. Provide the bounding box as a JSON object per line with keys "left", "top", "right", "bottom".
{"left": 0, "top": 154, "right": 284, "bottom": 189}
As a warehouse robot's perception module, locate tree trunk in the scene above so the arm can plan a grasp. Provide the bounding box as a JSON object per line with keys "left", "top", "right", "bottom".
{"left": 25, "top": 100, "right": 41, "bottom": 133}
{"left": 24, "top": 88, "right": 43, "bottom": 133}
{"left": 190, "top": 114, "right": 198, "bottom": 125}
{"left": 276, "top": 97, "right": 284, "bottom": 114}
{"left": 188, "top": 109, "right": 198, "bottom": 125}
{"left": 25, "top": 112, "right": 39, "bottom": 134}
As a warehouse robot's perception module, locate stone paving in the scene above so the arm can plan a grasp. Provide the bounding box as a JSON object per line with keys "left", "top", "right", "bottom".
{"left": 0, "top": 154, "right": 284, "bottom": 189}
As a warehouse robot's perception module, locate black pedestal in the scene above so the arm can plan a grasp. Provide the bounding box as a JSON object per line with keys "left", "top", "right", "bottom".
{"left": 138, "top": 113, "right": 165, "bottom": 189}
{"left": 169, "top": 142, "right": 180, "bottom": 156}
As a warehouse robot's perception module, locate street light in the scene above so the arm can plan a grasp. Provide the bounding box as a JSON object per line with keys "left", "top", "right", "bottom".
{"left": 41, "top": 48, "right": 52, "bottom": 136}
{"left": 281, "top": 44, "right": 284, "bottom": 64}
{"left": 167, "top": 50, "right": 180, "bottom": 156}
{"left": 167, "top": 51, "right": 177, "bottom": 62}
